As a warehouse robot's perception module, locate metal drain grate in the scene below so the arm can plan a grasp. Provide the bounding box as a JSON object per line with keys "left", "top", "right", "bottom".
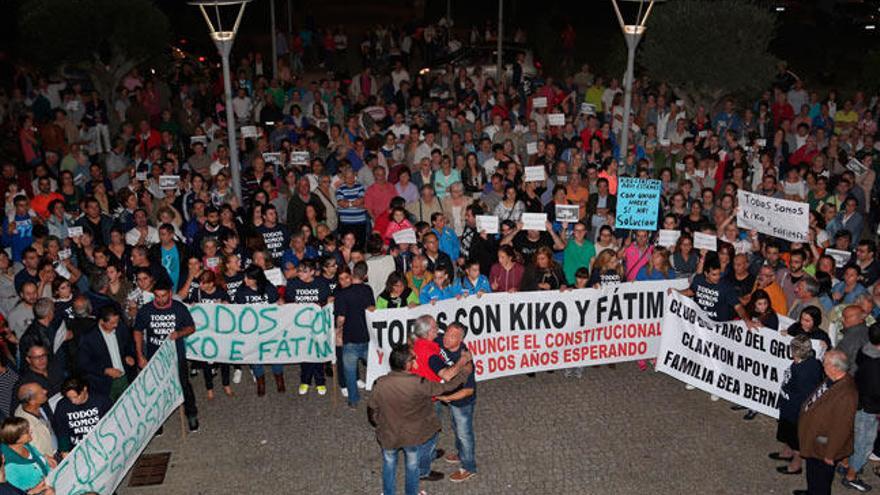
{"left": 128, "top": 452, "right": 172, "bottom": 487}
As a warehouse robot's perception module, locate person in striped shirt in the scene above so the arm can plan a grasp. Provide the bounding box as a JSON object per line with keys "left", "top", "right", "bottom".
{"left": 335, "top": 167, "right": 369, "bottom": 248}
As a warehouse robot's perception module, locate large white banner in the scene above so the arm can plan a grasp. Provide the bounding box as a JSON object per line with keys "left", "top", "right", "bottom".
{"left": 185, "top": 303, "right": 335, "bottom": 364}
{"left": 737, "top": 190, "right": 809, "bottom": 242}
{"left": 656, "top": 292, "right": 802, "bottom": 418}
{"left": 366, "top": 279, "right": 688, "bottom": 388}
{"left": 48, "top": 340, "right": 183, "bottom": 495}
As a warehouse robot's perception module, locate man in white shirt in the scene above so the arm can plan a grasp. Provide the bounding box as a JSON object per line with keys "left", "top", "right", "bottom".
{"left": 391, "top": 61, "right": 411, "bottom": 92}
{"left": 231, "top": 88, "right": 253, "bottom": 124}
{"left": 388, "top": 112, "right": 410, "bottom": 139}
{"left": 414, "top": 131, "right": 440, "bottom": 164}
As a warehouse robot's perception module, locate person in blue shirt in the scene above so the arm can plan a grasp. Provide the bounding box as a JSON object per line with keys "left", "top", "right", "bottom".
{"left": 281, "top": 232, "right": 319, "bottom": 275}
{"left": 419, "top": 265, "right": 459, "bottom": 305}
{"left": 712, "top": 99, "right": 743, "bottom": 136}
{"left": 1, "top": 196, "right": 34, "bottom": 263}
{"left": 635, "top": 247, "right": 676, "bottom": 281}
{"left": 431, "top": 212, "right": 460, "bottom": 262}
{"left": 455, "top": 260, "right": 492, "bottom": 297}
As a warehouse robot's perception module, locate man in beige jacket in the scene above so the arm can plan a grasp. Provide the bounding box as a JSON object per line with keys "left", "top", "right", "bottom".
{"left": 368, "top": 344, "right": 472, "bottom": 495}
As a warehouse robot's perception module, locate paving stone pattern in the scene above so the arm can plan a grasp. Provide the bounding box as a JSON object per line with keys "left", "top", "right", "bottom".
{"left": 119, "top": 364, "right": 863, "bottom": 495}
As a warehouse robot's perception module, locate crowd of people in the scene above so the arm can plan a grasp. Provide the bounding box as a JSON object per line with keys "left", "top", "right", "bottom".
{"left": 0, "top": 12, "right": 879, "bottom": 495}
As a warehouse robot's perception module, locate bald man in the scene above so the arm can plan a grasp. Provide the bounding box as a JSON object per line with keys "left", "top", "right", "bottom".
{"left": 838, "top": 305, "right": 870, "bottom": 373}
{"left": 14, "top": 382, "right": 57, "bottom": 461}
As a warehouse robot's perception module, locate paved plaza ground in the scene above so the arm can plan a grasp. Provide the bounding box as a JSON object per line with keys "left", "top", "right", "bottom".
{"left": 119, "top": 363, "right": 865, "bottom": 495}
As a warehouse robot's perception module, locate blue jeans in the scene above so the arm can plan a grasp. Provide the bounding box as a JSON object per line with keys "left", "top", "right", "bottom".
{"left": 343, "top": 343, "right": 368, "bottom": 405}
{"left": 850, "top": 410, "right": 879, "bottom": 473}
{"left": 382, "top": 445, "right": 420, "bottom": 495}
{"left": 450, "top": 403, "right": 477, "bottom": 473}
{"left": 418, "top": 432, "right": 438, "bottom": 477}
{"left": 250, "top": 364, "right": 283, "bottom": 378}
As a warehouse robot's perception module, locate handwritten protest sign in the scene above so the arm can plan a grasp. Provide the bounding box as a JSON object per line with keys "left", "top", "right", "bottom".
{"left": 615, "top": 177, "right": 662, "bottom": 230}
{"left": 240, "top": 125, "right": 259, "bottom": 138}
{"left": 657, "top": 293, "right": 807, "bottom": 418}
{"left": 526, "top": 142, "right": 538, "bottom": 155}
{"left": 548, "top": 113, "right": 565, "bottom": 126}
{"left": 159, "top": 175, "right": 180, "bottom": 190}
{"left": 555, "top": 205, "right": 580, "bottom": 223}
{"left": 476, "top": 215, "right": 499, "bottom": 234}
{"left": 48, "top": 341, "right": 183, "bottom": 495}
{"left": 524, "top": 166, "right": 546, "bottom": 182}
{"left": 290, "top": 151, "right": 310, "bottom": 166}
{"left": 392, "top": 228, "right": 417, "bottom": 244}
{"left": 694, "top": 232, "right": 717, "bottom": 252}
{"left": 657, "top": 229, "right": 681, "bottom": 247}
{"left": 826, "top": 248, "right": 852, "bottom": 268}
{"left": 185, "top": 303, "right": 335, "bottom": 364}
{"left": 533, "top": 97, "right": 547, "bottom": 108}
{"left": 366, "top": 280, "right": 689, "bottom": 388}
{"left": 521, "top": 212, "right": 547, "bottom": 231}
{"left": 737, "top": 190, "right": 809, "bottom": 243}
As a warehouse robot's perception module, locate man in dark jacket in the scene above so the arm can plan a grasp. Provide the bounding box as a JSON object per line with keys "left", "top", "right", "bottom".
{"left": 77, "top": 305, "right": 137, "bottom": 402}
{"left": 796, "top": 349, "right": 859, "bottom": 495}
{"left": 837, "top": 305, "right": 870, "bottom": 372}
{"left": 842, "top": 323, "right": 880, "bottom": 491}
{"left": 368, "top": 345, "right": 472, "bottom": 495}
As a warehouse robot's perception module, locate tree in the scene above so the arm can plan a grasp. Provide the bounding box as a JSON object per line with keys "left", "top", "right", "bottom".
{"left": 19, "top": 0, "right": 170, "bottom": 127}
{"left": 639, "top": 0, "right": 777, "bottom": 111}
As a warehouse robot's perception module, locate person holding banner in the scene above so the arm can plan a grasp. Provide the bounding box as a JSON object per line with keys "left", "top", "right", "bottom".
{"left": 773, "top": 335, "right": 823, "bottom": 476}
{"left": 233, "top": 266, "right": 283, "bottom": 397}
{"left": 284, "top": 260, "right": 332, "bottom": 396}
{"left": 185, "top": 271, "right": 232, "bottom": 399}
{"left": 132, "top": 278, "right": 199, "bottom": 432}
{"left": 335, "top": 262, "right": 375, "bottom": 407}
{"left": 0, "top": 417, "right": 53, "bottom": 495}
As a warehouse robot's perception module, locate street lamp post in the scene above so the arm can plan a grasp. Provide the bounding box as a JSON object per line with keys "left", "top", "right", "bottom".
{"left": 270, "top": 0, "right": 278, "bottom": 78}
{"left": 497, "top": 0, "right": 503, "bottom": 85}
{"left": 189, "top": 0, "right": 252, "bottom": 201}
{"left": 611, "top": 0, "right": 658, "bottom": 163}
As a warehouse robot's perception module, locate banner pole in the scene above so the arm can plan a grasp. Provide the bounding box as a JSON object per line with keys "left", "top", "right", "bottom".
{"left": 179, "top": 407, "right": 187, "bottom": 441}
{"left": 331, "top": 363, "right": 338, "bottom": 411}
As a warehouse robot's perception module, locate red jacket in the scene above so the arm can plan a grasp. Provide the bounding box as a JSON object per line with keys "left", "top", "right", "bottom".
{"left": 411, "top": 338, "right": 442, "bottom": 383}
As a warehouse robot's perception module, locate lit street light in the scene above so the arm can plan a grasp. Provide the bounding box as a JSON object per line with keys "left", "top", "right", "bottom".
{"left": 611, "top": 0, "right": 660, "bottom": 163}
{"left": 189, "top": 0, "right": 252, "bottom": 200}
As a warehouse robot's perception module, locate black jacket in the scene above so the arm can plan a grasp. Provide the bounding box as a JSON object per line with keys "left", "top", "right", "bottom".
{"left": 856, "top": 343, "right": 880, "bottom": 413}
{"left": 77, "top": 324, "right": 137, "bottom": 397}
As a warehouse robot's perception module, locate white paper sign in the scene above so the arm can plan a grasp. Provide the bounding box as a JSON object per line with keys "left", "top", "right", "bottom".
{"left": 264, "top": 267, "right": 285, "bottom": 286}
{"left": 756, "top": 139, "right": 767, "bottom": 147}
{"left": 476, "top": 215, "right": 499, "bottom": 234}
{"left": 737, "top": 190, "right": 809, "bottom": 243}
{"left": 533, "top": 97, "right": 548, "bottom": 109}
{"left": 205, "top": 257, "right": 221, "bottom": 269}
{"left": 190, "top": 135, "right": 208, "bottom": 145}
{"left": 67, "top": 226, "right": 84, "bottom": 237}
{"left": 555, "top": 205, "right": 580, "bottom": 223}
{"left": 159, "top": 175, "right": 180, "bottom": 190}
{"left": 290, "top": 151, "right": 310, "bottom": 166}
{"left": 698, "top": 130, "right": 709, "bottom": 138}
{"left": 694, "top": 232, "right": 717, "bottom": 252}
{"left": 526, "top": 142, "right": 538, "bottom": 155}
{"left": 657, "top": 229, "right": 681, "bottom": 247}
{"left": 262, "top": 152, "right": 283, "bottom": 166}
{"left": 825, "top": 248, "right": 852, "bottom": 268}
{"left": 524, "top": 166, "right": 546, "bottom": 182}
{"left": 240, "top": 125, "right": 259, "bottom": 139}
{"left": 392, "top": 228, "right": 418, "bottom": 245}
{"left": 548, "top": 113, "right": 566, "bottom": 127}
{"left": 580, "top": 103, "right": 596, "bottom": 115}
{"left": 58, "top": 248, "right": 72, "bottom": 261}
{"left": 521, "top": 212, "right": 548, "bottom": 231}
{"left": 847, "top": 158, "right": 868, "bottom": 176}
{"left": 135, "top": 172, "right": 148, "bottom": 181}
{"left": 659, "top": 138, "right": 671, "bottom": 146}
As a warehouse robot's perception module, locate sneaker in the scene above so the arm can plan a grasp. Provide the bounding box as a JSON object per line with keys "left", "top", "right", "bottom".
{"left": 187, "top": 417, "right": 199, "bottom": 433}
{"left": 743, "top": 410, "right": 758, "bottom": 421}
{"left": 685, "top": 384, "right": 695, "bottom": 390}
{"left": 449, "top": 469, "right": 476, "bottom": 483}
{"left": 841, "top": 478, "right": 872, "bottom": 492}
{"left": 444, "top": 452, "right": 460, "bottom": 464}
{"left": 189, "top": 367, "right": 199, "bottom": 377}
{"left": 870, "top": 453, "right": 880, "bottom": 462}
{"left": 316, "top": 386, "right": 327, "bottom": 396}
{"left": 233, "top": 368, "right": 243, "bottom": 384}
{"left": 298, "top": 384, "right": 309, "bottom": 395}
{"left": 341, "top": 388, "right": 349, "bottom": 398}
{"left": 710, "top": 394, "right": 720, "bottom": 401}
{"left": 357, "top": 379, "right": 366, "bottom": 389}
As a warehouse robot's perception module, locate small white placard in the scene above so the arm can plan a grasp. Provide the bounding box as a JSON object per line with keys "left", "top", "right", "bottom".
{"left": 694, "top": 232, "right": 717, "bottom": 252}
{"left": 694, "top": 169, "right": 706, "bottom": 178}
{"left": 524, "top": 166, "right": 546, "bottom": 182}
{"left": 675, "top": 162, "right": 686, "bottom": 171}
{"left": 67, "top": 226, "right": 84, "bottom": 237}
{"left": 555, "top": 205, "right": 580, "bottom": 223}
{"left": 533, "top": 97, "right": 548, "bottom": 109}
{"left": 190, "top": 135, "right": 207, "bottom": 145}
{"left": 675, "top": 100, "right": 684, "bottom": 107}
{"left": 847, "top": 158, "right": 868, "bottom": 176}
{"left": 659, "top": 138, "right": 671, "bottom": 146}
{"left": 240, "top": 126, "right": 259, "bottom": 139}
{"left": 521, "top": 212, "right": 548, "bottom": 231}
{"left": 756, "top": 139, "right": 767, "bottom": 147}
{"left": 290, "top": 151, "right": 310, "bottom": 166}
{"left": 580, "top": 103, "right": 596, "bottom": 115}
{"left": 698, "top": 130, "right": 709, "bottom": 138}
{"left": 392, "top": 228, "right": 417, "bottom": 245}
{"left": 475, "top": 215, "right": 499, "bottom": 234}
{"left": 54, "top": 262, "right": 71, "bottom": 279}
{"left": 548, "top": 113, "right": 565, "bottom": 127}
{"left": 826, "top": 248, "right": 852, "bottom": 268}
{"left": 264, "top": 267, "right": 285, "bottom": 286}
{"left": 262, "top": 152, "right": 283, "bottom": 166}
{"left": 135, "top": 172, "right": 148, "bottom": 181}
{"left": 58, "top": 248, "right": 72, "bottom": 261}
{"left": 657, "top": 229, "right": 681, "bottom": 247}
{"left": 205, "top": 257, "right": 221, "bottom": 269}
{"left": 159, "top": 175, "right": 180, "bottom": 190}
{"left": 526, "top": 142, "right": 538, "bottom": 155}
